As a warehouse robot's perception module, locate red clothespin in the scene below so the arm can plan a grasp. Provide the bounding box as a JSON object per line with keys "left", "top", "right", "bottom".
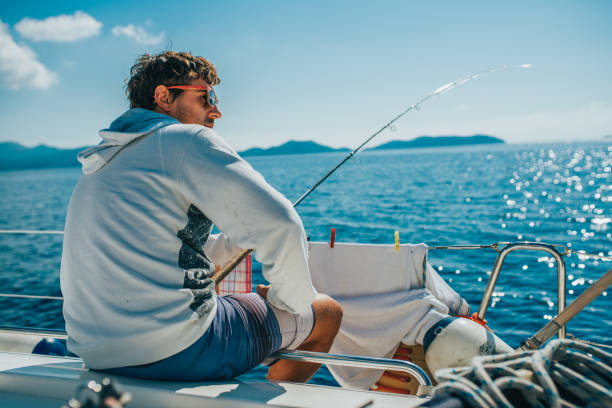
{"left": 454, "top": 313, "right": 492, "bottom": 332}
{"left": 330, "top": 228, "right": 336, "bottom": 248}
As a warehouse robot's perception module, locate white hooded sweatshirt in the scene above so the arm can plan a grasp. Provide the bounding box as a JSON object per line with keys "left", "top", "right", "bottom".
{"left": 60, "top": 108, "right": 316, "bottom": 369}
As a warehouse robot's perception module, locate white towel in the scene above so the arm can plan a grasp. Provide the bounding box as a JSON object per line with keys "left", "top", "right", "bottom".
{"left": 307, "top": 242, "right": 470, "bottom": 389}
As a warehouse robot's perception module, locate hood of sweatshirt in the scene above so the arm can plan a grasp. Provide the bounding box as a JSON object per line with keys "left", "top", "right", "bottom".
{"left": 78, "top": 108, "right": 179, "bottom": 175}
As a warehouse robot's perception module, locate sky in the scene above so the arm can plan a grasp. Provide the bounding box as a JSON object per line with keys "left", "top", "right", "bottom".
{"left": 1, "top": 0, "right": 611, "bottom": 150}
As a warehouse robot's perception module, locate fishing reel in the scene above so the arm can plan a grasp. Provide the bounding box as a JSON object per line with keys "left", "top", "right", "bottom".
{"left": 63, "top": 377, "right": 131, "bottom": 408}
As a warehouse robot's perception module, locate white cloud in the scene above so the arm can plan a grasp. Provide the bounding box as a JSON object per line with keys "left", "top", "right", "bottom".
{"left": 0, "top": 20, "right": 57, "bottom": 90}
{"left": 112, "top": 24, "right": 164, "bottom": 45}
{"left": 15, "top": 11, "right": 102, "bottom": 42}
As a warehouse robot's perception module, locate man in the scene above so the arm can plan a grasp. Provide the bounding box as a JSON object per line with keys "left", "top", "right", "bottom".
{"left": 60, "top": 51, "right": 342, "bottom": 382}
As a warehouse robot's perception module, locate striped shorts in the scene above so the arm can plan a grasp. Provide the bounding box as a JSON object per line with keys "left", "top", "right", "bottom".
{"left": 100, "top": 293, "right": 314, "bottom": 381}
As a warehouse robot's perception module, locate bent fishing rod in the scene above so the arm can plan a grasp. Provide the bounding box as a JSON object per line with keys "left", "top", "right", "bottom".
{"left": 213, "top": 65, "right": 532, "bottom": 284}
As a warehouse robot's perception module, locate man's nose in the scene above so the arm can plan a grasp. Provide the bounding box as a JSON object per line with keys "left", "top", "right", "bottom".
{"left": 208, "top": 106, "right": 222, "bottom": 119}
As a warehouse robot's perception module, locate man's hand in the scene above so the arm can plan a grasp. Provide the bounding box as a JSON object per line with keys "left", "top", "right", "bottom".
{"left": 256, "top": 284, "right": 270, "bottom": 300}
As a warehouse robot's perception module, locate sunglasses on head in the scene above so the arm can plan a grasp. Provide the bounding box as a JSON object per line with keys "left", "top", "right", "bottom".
{"left": 166, "top": 85, "right": 218, "bottom": 108}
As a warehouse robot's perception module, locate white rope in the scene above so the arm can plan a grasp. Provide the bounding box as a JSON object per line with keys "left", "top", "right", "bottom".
{"left": 571, "top": 250, "right": 612, "bottom": 262}
{"left": 0, "top": 229, "right": 63, "bottom": 234}
{"left": 432, "top": 339, "right": 612, "bottom": 408}
{"left": 2, "top": 230, "right": 610, "bottom": 261}
{"left": 0, "top": 293, "right": 63, "bottom": 301}
{"left": 428, "top": 242, "right": 612, "bottom": 262}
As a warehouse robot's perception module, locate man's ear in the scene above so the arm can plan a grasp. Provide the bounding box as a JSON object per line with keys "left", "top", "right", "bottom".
{"left": 154, "top": 85, "right": 172, "bottom": 112}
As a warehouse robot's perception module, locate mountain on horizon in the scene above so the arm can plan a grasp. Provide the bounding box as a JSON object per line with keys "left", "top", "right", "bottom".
{"left": 0, "top": 140, "right": 349, "bottom": 170}
{"left": 370, "top": 134, "right": 504, "bottom": 150}
{"left": 239, "top": 140, "right": 349, "bottom": 157}
{"left": 0, "top": 142, "right": 83, "bottom": 171}
{"left": 0, "top": 135, "right": 504, "bottom": 171}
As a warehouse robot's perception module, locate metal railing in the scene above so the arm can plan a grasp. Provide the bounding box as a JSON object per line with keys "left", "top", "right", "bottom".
{"left": 0, "top": 233, "right": 572, "bottom": 344}
{"left": 479, "top": 242, "right": 566, "bottom": 338}
{"left": 0, "top": 325, "right": 431, "bottom": 387}
{"left": 271, "top": 350, "right": 432, "bottom": 386}
{"left": 430, "top": 241, "right": 567, "bottom": 338}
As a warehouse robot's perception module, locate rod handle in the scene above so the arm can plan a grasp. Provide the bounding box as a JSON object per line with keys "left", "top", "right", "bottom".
{"left": 212, "top": 248, "right": 253, "bottom": 284}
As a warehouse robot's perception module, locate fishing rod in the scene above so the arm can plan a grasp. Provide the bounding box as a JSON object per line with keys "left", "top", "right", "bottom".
{"left": 293, "top": 64, "right": 531, "bottom": 207}
{"left": 519, "top": 267, "right": 612, "bottom": 350}
{"left": 214, "top": 64, "right": 532, "bottom": 284}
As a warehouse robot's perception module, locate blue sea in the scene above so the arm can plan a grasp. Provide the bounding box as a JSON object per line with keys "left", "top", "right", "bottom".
{"left": 0, "top": 141, "right": 610, "bottom": 385}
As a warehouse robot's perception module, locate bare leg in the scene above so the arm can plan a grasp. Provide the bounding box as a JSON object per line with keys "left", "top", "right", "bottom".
{"left": 266, "top": 293, "right": 343, "bottom": 383}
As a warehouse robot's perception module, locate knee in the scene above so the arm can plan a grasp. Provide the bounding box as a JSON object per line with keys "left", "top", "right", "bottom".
{"left": 312, "top": 294, "right": 343, "bottom": 333}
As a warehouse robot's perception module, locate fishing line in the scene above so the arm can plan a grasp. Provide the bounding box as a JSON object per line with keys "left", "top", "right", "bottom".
{"left": 292, "top": 64, "right": 533, "bottom": 207}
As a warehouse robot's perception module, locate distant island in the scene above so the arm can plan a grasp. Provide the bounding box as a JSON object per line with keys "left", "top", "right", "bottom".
{"left": 239, "top": 140, "right": 349, "bottom": 157}
{"left": 0, "top": 135, "right": 504, "bottom": 171}
{"left": 369, "top": 134, "right": 504, "bottom": 150}
{"left": 0, "top": 142, "right": 83, "bottom": 171}
{"left": 239, "top": 135, "right": 503, "bottom": 156}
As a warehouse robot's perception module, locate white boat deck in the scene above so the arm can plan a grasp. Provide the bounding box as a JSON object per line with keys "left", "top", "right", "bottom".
{"left": 0, "top": 352, "right": 426, "bottom": 407}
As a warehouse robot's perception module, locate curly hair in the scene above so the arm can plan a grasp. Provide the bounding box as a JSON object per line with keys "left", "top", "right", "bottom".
{"left": 126, "top": 51, "right": 221, "bottom": 110}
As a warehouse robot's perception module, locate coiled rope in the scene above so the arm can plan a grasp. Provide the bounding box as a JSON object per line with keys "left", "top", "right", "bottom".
{"left": 432, "top": 339, "right": 612, "bottom": 408}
